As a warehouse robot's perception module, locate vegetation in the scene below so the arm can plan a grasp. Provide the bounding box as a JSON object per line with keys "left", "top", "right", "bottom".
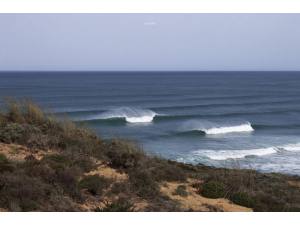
{"left": 79, "top": 175, "right": 111, "bottom": 195}
{"left": 200, "top": 181, "right": 225, "bottom": 199}
{"left": 94, "top": 198, "right": 135, "bottom": 212}
{"left": 0, "top": 100, "right": 300, "bottom": 211}
{"left": 230, "top": 192, "right": 255, "bottom": 208}
{"left": 173, "top": 185, "right": 188, "bottom": 197}
{"left": 0, "top": 153, "right": 14, "bottom": 172}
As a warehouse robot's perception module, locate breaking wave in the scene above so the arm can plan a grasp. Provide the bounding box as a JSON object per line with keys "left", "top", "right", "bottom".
{"left": 202, "top": 123, "right": 254, "bottom": 135}
{"left": 279, "top": 142, "right": 300, "bottom": 152}
{"left": 196, "top": 147, "right": 278, "bottom": 160}
{"left": 180, "top": 120, "right": 254, "bottom": 135}
{"left": 193, "top": 142, "right": 300, "bottom": 160}
{"left": 77, "top": 107, "right": 158, "bottom": 123}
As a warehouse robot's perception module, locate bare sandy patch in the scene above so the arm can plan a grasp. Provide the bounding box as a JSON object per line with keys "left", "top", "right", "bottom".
{"left": 85, "top": 163, "right": 128, "bottom": 181}
{"left": 160, "top": 180, "right": 252, "bottom": 212}
{"left": 288, "top": 180, "right": 300, "bottom": 189}
{"left": 0, "top": 143, "right": 55, "bottom": 161}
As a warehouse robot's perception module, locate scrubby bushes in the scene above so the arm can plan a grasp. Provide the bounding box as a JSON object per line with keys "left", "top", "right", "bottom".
{"left": 0, "top": 123, "right": 26, "bottom": 143}
{"left": 104, "top": 139, "right": 146, "bottom": 169}
{"left": 1, "top": 100, "right": 300, "bottom": 211}
{"left": 95, "top": 198, "right": 135, "bottom": 212}
{"left": 0, "top": 156, "right": 83, "bottom": 211}
{"left": 79, "top": 175, "right": 111, "bottom": 196}
{"left": 146, "top": 158, "right": 187, "bottom": 182}
{"left": 230, "top": 192, "right": 255, "bottom": 208}
{"left": 128, "top": 168, "right": 160, "bottom": 198}
{"left": 0, "top": 172, "right": 53, "bottom": 211}
{"left": 0, "top": 101, "right": 104, "bottom": 158}
{"left": 193, "top": 168, "right": 300, "bottom": 211}
{"left": 0, "top": 153, "right": 14, "bottom": 172}
{"left": 42, "top": 154, "right": 72, "bottom": 170}
{"left": 173, "top": 185, "right": 188, "bottom": 197}
{"left": 200, "top": 181, "right": 225, "bottom": 199}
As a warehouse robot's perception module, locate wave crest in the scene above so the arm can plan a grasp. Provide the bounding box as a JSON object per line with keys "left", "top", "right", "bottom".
{"left": 203, "top": 123, "right": 254, "bottom": 134}
{"left": 279, "top": 143, "right": 300, "bottom": 152}
{"left": 197, "top": 147, "right": 278, "bottom": 160}
{"left": 180, "top": 120, "right": 254, "bottom": 135}
{"left": 81, "top": 107, "right": 157, "bottom": 123}
{"left": 193, "top": 142, "right": 300, "bottom": 160}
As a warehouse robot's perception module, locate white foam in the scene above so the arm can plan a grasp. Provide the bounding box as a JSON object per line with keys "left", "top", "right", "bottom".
{"left": 125, "top": 115, "right": 155, "bottom": 123}
{"left": 195, "top": 147, "right": 278, "bottom": 160}
{"left": 89, "top": 107, "right": 157, "bottom": 123}
{"left": 193, "top": 141, "right": 300, "bottom": 160}
{"left": 202, "top": 123, "right": 254, "bottom": 135}
{"left": 280, "top": 142, "right": 300, "bottom": 152}
{"left": 180, "top": 120, "right": 254, "bottom": 135}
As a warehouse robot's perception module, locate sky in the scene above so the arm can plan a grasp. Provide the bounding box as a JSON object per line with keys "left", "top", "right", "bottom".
{"left": 0, "top": 14, "right": 300, "bottom": 71}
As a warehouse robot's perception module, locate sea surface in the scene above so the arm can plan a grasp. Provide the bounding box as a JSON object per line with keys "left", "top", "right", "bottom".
{"left": 1, "top": 71, "right": 300, "bottom": 175}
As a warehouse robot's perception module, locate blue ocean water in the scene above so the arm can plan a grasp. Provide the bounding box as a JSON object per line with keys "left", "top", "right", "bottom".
{"left": 1, "top": 71, "right": 300, "bottom": 175}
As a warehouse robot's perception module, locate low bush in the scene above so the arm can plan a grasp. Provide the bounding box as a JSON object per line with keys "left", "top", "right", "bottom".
{"left": 41, "top": 154, "right": 72, "bottom": 170}
{"left": 173, "top": 185, "right": 188, "bottom": 197}
{"left": 79, "top": 175, "right": 111, "bottom": 196}
{"left": 128, "top": 168, "right": 160, "bottom": 199}
{"left": 72, "top": 156, "right": 96, "bottom": 173}
{"left": 0, "top": 123, "right": 25, "bottom": 144}
{"left": 148, "top": 158, "right": 187, "bottom": 182}
{"left": 0, "top": 113, "right": 7, "bottom": 126}
{"left": 22, "top": 159, "right": 56, "bottom": 183}
{"left": 105, "top": 139, "right": 145, "bottom": 169}
{"left": 23, "top": 101, "right": 46, "bottom": 125}
{"left": 201, "top": 181, "right": 225, "bottom": 199}
{"left": 41, "top": 153, "right": 95, "bottom": 174}
{"left": 0, "top": 153, "right": 14, "bottom": 172}
{"left": 230, "top": 192, "right": 255, "bottom": 208}
{"left": 5, "top": 100, "right": 25, "bottom": 123}
{"left": 110, "top": 181, "right": 131, "bottom": 195}
{"left": 95, "top": 198, "right": 135, "bottom": 212}
{"left": 0, "top": 172, "right": 53, "bottom": 211}
{"left": 56, "top": 167, "right": 82, "bottom": 198}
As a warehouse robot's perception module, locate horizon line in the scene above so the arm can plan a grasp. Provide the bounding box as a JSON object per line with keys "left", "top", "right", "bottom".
{"left": 1, "top": 70, "right": 300, "bottom": 73}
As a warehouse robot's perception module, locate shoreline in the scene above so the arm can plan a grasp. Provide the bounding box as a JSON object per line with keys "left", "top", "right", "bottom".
{"left": 1, "top": 101, "right": 300, "bottom": 211}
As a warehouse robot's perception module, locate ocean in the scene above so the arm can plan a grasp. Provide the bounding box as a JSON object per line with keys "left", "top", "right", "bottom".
{"left": 1, "top": 71, "right": 300, "bottom": 175}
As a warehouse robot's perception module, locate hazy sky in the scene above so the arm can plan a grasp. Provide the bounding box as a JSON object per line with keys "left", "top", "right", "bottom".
{"left": 0, "top": 14, "right": 300, "bottom": 71}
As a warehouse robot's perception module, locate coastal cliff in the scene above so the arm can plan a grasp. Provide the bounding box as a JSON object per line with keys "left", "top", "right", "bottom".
{"left": 0, "top": 101, "right": 299, "bottom": 212}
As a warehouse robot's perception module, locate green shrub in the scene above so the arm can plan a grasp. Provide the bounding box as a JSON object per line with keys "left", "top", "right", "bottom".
{"left": 110, "top": 181, "right": 131, "bottom": 195}
{"left": 201, "top": 181, "right": 225, "bottom": 199}
{"left": 173, "top": 185, "right": 188, "bottom": 197}
{"left": 149, "top": 158, "right": 187, "bottom": 182}
{"left": 128, "top": 169, "right": 160, "bottom": 199}
{"left": 105, "top": 140, "right": 145, "bottom": 169}
{"left": 55, "top": 167, "right": 81, "bottom": 199}
{"left": 41, "top": 153, "right": 95, "bottom": 173}
{"left": 79, "top": 175, "right": 111, "bottom": 195}
{"left": 23, "top": 101, "right": 46, "bottom": 125}
{"left": 0, "top": 113, "right": 7, "bottom": 126}
{"left": 42, "top": 154, "right": 72, "bottom": 170}
{"left": 230, "top": 192, "right": 255, "bottom": 208}
{"left": 5, "top": 100, "right": 25, "bottom": 123}
{"left": 289, "top": 207, "right": 300, "bottom": 212}
{"left": 95, "top": 198, "right": 135, "bottom": 212}
{"left": 0, "top": 173, "right": 52, "bottom": 211}
{"left": 72, "top": 156, "right": 96, "bottom": 173}
{"left": 23, "top": 124, "right": 53, "bottom": 149}
{"left": 0, "top": 153, "right": 14, "bottom": 172}
{"left": 0, "top": 123, "right": 25, "bottom": 143}
{"left": 22, "top": 159, "right": 55, "bottom": 183}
